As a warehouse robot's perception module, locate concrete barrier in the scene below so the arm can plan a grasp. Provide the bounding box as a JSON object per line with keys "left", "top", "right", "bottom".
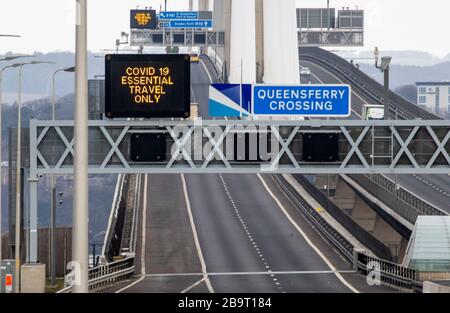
{"left": 423, "top": 281, "right": 450, "bottom": 293}
{"left": 20, "top": 264, "right": 46, "bottom": 293}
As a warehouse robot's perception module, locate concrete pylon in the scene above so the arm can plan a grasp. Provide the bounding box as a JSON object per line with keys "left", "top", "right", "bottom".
{"left": 212, "top": 0, "right": 225, "bottom": 29}
{"left": 198, "top": 0, "right": 209, "bottom": 11}
{"left": 263, "top": 0, "right": 300, "bottom": 84}
{"left": 229, "top": 0, "right": 256, "bottom": 83}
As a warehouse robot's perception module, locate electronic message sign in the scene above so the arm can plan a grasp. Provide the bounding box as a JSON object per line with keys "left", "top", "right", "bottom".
{"left": 130, "top": 10, "right": 157, "bottom": 29}
{"left": 105, "top": 54, "right": 190, "bottom": 118}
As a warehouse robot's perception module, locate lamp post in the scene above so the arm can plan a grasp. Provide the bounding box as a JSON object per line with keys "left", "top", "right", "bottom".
{"left": 0, "top": 61, "right": 24, "bottom": 271}
{"left": 327, "top": 0, "right": 330, "bottom": 30}
{"left": 49, "top": 66, "right": 75, "bottom": 286}
{"left": 374, "top": 47, "right": 392, "bottom": 119}
{"left": 0, "top": 35, "right": 20, "bottom": 39}
{"left": 13, "top": 60, "right": 54, "bottom": 293}
{"left": 73, "top": 0, "right": 89, "bottom": 293}
{"left": 115, "top": 32, "right": 129, "bottom": 54}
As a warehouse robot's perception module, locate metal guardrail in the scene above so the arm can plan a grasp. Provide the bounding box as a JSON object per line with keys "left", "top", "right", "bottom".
{"left": 354, "top": 251, "right": 422, "bottom": 292}
{"left": 300, "top": 47, "right": 440, "bottom": 120}
{"left": 302, "top": 54, "right": 413, "bottom": 120}
{"left": 103, "top": 174, "right": 129, "bottom": 261}
{"left": 347, "top": 174, "right": 447, "bottom": 224}
{"left": 58, "top": 257, "right": 135, "bottom": 293}
{"left": 293, "top": 174, "right": 393, "bottom": 261}
{"left": 301, "top": 47, "right": 446, "bottom": 224}
{"left": 119, "top": 174, "right": 139, "bottom": 254}
{"left": 272, "top": 174, "right": 354, "bottom": 261}
{"left": 272, "top": 174, "right": 423, "bottom": 292}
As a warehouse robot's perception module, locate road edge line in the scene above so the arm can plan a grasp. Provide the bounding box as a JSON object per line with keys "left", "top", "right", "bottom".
{"left": 181, "top": 174, "right": 215, "bottom": 293}
{"left": 257, "top": 174, "right": 360, "bottom": 294}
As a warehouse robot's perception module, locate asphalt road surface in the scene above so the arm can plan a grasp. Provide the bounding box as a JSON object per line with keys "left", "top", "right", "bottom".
{"left": 111, "top": 57, "right": 393, "bottom": 294}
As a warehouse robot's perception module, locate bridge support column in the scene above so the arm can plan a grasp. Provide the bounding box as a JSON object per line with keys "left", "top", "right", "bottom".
{"left": 263, "top": 0, "right": 300, "bottom": 84}
{"left": 27, "top": 175, "right": 38, "bottom": 264}
{"left": 198, "top": 0, "right": 209, "bottom": 11}
{"left": 229, "top": 0, "right": 256, "bottom": 83}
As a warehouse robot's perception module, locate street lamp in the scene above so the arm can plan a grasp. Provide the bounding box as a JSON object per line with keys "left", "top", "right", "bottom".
{"left": 374, "top": 47, "right": 392, "bottom": 119}
{"left": 115, "top": 32, "right": 129, "bottom": 54}
{"left": 13, "top": 60, "right": 54, "bottom": 293}
{"left": 52, "top": 67, "right": 75, "bottom": 120}
{"left": 49, "top": 66, "right": 75, "bottom": 286}
{"left": 0, "top": 54, "right": 35, "bottom": 269}
{"left": 73, "top": 0, "right": 89, "bottom": 294}
{"left": 0, "top": 63, "right": 21, "bottom": 272}
{"left": 0, "top": 55, "right": 29, "bottom": 62}
{"left": 327, "top": 0, "right": 330, "bottom": 30}
{"left": 0, "top": 35, "right": 21, "bottom": 38}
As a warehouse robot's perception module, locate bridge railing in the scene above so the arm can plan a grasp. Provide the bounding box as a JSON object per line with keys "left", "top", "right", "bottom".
{"left": 273, "top": 174, "right": 423, "bottom": 292}
{"left": 346, "top": 174, "right": 446, "bottom": 224}
{"left": 102, "top": 174, "right": 130, "bottom": 261}
{"left": 273, "top": 174, "right": 354, "bottom": 261}
{"left": 354, "top": 251, "right": 422, "bottom": 292}
{"left": 292, "top": 174, "right": 393, "bottom": 260}
{"left": 58, "top": 256, "right": 135, "bottom": 293}
{"left": 301, "top": 47, "right": 447, "bottom": 224}
{"left": 300, "top": 47, "right": 439, "bottom": 120}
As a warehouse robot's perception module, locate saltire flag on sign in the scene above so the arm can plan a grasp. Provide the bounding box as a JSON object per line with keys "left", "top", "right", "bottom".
{"left": 209, "top": 84, "right": 252, "bottom": 117}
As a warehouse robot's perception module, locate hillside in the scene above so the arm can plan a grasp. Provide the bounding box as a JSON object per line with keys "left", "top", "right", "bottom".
{"left": 1, "top": 95, "right": 115, "bottom": 244}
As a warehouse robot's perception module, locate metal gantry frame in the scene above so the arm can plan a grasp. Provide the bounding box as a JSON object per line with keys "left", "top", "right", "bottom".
{"left": 130, "top": 29, "right": 225, "bottom": 47}
{"left": 29, "top": 119, "right": 450, "bottom": 175}
{"left": 299, "top": 29, "right": 364, "bottom": 46}
{"left": 130, "top": 28, "right": 364, "bottom": 48}
{"left": 25, "top": 118, "right": 450, "bottom": 263}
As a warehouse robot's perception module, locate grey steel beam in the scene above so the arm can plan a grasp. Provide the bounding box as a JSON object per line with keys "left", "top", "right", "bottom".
{"left": 28, "top": 119, "right": 450, "bottom": 175}
{"left": 130, "top": 29, "right": 225, "bottom": 47}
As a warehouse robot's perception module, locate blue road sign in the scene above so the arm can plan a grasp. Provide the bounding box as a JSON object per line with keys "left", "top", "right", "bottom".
{"left": 159, "top": 11, "right": 199, "bottom": 20}
{"left": 252, "top": 85, "right": 351, "bottom": 117}
{"left": 209, "top": 84, "right": 252, "bottom": 117}
{"left": 169, "top": 20, "right": 213, "bottom": 28}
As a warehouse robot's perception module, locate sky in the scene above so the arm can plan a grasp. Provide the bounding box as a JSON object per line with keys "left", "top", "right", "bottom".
{"left": 0, "top": 0, "right": 449, "bottom": 57}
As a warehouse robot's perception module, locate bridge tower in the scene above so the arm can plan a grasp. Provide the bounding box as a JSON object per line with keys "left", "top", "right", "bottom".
{"left": 262, "top": 0, "right": 300, "bottom": 84}
{"left": 229, "top": 0, "right": 256, "bottom": 83}
{"left": 209, "top": 0, "right": 299, "bottom": 84}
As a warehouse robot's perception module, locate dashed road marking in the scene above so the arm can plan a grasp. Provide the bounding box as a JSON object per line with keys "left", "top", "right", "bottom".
{"left": 257, "top": 174, "right": 359, "bottom": 294}
{"left": 218, "top": 174, "right": 285, "bottom": 293}
{"left": 413, "top": 175, "right": 450, "bottom": 199}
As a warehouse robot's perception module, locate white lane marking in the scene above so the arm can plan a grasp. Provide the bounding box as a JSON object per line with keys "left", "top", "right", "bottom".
{"left": 413, "top": 175, "right": 450, "bottom": 199}
{"left": 257, "top": 174, "right": 360, "bottom": 294}
{"left": 139, "top": 270, "right": 357, "bottom": 278}
{"left": 199, "top": 56, "right": 230, "bottom": 121}
{"left": 129, "top": 174, "right": 142, "bottom": 253}
{"left": 180, "top": 277, "right": 207, "bottom": 294}
{"left": 200, "top": 59, "right": 213, "bottom": 84}
{"left": 181, "top": 174, "right": 215, "bottom": 293}
{"left": 116, "top": 174, "right": 148, "bottom": 293}
{"left": 190, "top": 85, "right": 197, "bottom": 103}
{"left": 115, "top": 275, "right": 145, "bottom": 294}
{"left": 141, "top": 174, "right": 148, "bottom": 275}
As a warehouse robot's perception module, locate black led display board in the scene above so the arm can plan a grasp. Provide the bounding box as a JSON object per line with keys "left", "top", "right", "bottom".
{"left": 105, "top": 54, "right": 190, "bottom": 118}
{"left": 130, "top": 10, "right": 157, "bottom": 29}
